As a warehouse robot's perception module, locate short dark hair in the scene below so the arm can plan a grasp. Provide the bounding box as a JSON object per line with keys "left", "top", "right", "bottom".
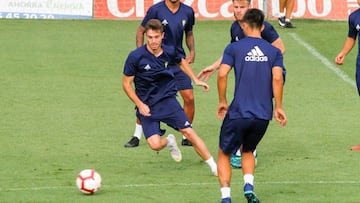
{"left": 240, "top": 8, "right": 264, "bottom": 29}
{"left": 232, "top": 0, "right": 251, "bottom": 4}
{"left": 144, "top": 19, "right": 163, "bottom": 33}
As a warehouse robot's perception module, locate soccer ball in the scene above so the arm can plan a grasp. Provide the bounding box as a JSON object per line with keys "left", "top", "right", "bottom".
{"left": 76, "top": 169, "right": 101, "bottom": 194}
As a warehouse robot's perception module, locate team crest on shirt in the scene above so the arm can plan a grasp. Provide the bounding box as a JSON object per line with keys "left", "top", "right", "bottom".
{"left": 356, "top": 24, "right": 360, "bottom": 31}
{"left": 182, "top": 20, "right": 186, "bottom": 27}
{"left": 164, "top": 61, "right": 168, "bottom": 68}
{"left": 245, "top": 46, "right": 268, "bottom": 62}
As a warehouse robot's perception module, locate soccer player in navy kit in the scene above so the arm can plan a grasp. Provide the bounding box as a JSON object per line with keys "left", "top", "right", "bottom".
{"left": 124, "top": 0, "right": 196, "bottom": 147}
{"left": 216, "top": 9, "right": 287, "bottom": 203}
{"left": 335, "top": 0, "right": 360, "bottom": 96}
{"left": 198, "top": 0, "right": 285, "bottom": 169}
{"left": 198, "top": 0, "right": 285, "bottom": 82}
{"left": 123, "top": 19, "right": 217, "bottom": 176}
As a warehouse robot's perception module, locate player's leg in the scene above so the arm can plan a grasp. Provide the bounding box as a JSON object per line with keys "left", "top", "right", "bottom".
{"left": 124, "top": 118, "right": 142, "bottom": 148}
{"left": 241, "top": 119, "right": 269, "bottom": 203}
{"left": 230, "top": 146, "right": 258, "bottom": 169}
{"left": 217, "top": 148, "right": 232, "bottom": 203}
{"left": 278, "top": 0, "right": 286, "bottom": 26}
{"left": 241, "top": 151, "right": 256, "bottom": 180}
{"left": 179, "top": 89, "right": 195, "bottom": 122}
{"left": 284, "top": 0, "right": 296, "bottom": 28}
{"left": 217, "top": 115, "right": 243, "bottom": 202}
{"left": 181, "top": 91, "right": 195, "bottom": 146}
{"left": 140, "top": 114, "right": 182, "bottom": 162}
{"left": 179, "top": 126, "right": 217, "bottom": 175}
{"left": 146, "top": 134, "right": 181, "bottom": 162}
{"left": 242, "top": 152, "right": 260, "bottom": 203}
{"left": 162, "top": 99, "right": 216, "bottom": 174}
{"left": 230, "top": 148, "right": 242, "bottom": 169}
{"left": 179, "top": 89, "right": 195, "bottom": 146}
{"left": 174, "top": 69, "right": 194, "bottom": 146}
{"left": 285, "top": 0, "right": 295, "bottom": 20}
{"left": 356, "top": 59, "right": 360, "bottom": 96}
{"left": 180, "top": 128, "right": 210, "bottom": 158}
{"left": 146, "top": 134, "right": 168, "bottom": 151}
{"left": 279, "top": 0, "right": 286, "bottom": 13}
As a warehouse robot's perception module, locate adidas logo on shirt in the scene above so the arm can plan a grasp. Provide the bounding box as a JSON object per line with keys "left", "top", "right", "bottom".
{"left": 162, "top": 19, "right": 169, "bottom": 26}
{"left": 245, "top": 46, "right": 268, "bottom": 62}
{"left": 144, "top": 64, "right": 151, "bottom": 71}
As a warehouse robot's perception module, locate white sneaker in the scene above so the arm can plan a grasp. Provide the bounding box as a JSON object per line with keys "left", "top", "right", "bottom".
{"left": 167, "top": 134, "right": 182, "bottom": 162}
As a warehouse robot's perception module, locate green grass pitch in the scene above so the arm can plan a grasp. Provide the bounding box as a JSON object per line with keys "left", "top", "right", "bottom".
{"left": 0, "top": 19, "right": 360, "bottom": 202}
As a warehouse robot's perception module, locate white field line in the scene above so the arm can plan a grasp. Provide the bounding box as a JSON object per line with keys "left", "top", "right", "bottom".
{"left": 289, "top": 33, "right": 357, "bottom": 88}
{"left": 1, "top": 180, "right": 360, "bottom": 192}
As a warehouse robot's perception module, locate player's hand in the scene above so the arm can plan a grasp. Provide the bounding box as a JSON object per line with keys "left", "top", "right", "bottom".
{"left": 274, "top": 108, "right": 287, "bottom": 127}
{"left": 197, "top": 66, "right": 217, "bottom": 82}
{"left": 335, "top": 54, "right": 345, "bottom": 65}
{"left": 194, "top": 80, "right": 210, "bottom": 92}
{"left": 185, "top": 53, "right": 195, "bottom": 64}
{"left": 137, "top": 102, "right": 151, "bottom": 117}
{"left": 217, "top": 102, "right": 228, "bottom": 120}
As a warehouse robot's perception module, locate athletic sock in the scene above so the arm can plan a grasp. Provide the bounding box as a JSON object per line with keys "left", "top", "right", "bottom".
{"left": 133, "top": 123, "right": 143, "bottom": 139}
{"left": 243, "top": 174, "right": 254, "bottom": 186}
{"left": 205, "top": 156, "right": 217, "bottom": 175}
{"left": 220, "top": 187, "right": 231, "bottom": 199}
{"left": 166, "top": 135, "right": 175, "bottom": 147}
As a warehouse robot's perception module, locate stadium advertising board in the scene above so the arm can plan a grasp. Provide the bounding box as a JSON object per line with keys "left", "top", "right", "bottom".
{"left": 0, "top": 0, "right": 93, "bottom": 19}
{"left": 93, "top": 0, "right": 357, "bottom": 20}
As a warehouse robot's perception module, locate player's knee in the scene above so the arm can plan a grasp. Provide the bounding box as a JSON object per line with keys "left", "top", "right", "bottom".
{"left": 180, "top": 128, "right": 197, "bottom": 141}
{"left": 147, "top": 136, "right": 164, "bottom": 151}
{"left": 148, "top": 142, "right": 163, "bottom": 151}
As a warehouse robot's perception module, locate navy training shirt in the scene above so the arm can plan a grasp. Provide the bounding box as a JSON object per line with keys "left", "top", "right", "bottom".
{"left": 141, "top": 1, "right": 195, "bottom": 58}
{"left": 348, "top": 8, "right": 360, "bottom": 56}
{"left": 123, "top": 45, "right": 182, "bottom": 107}
{"left": 230, "top": 20, "right": 279, "bottom": 43}
{"left": 221, "top": 37, "right": 285, "bottom": 120}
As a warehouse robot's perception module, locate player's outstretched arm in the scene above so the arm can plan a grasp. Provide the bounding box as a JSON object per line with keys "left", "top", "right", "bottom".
{"left": 197, "top": 56, "right": 222, "bottom": 82}
{"left": 335, "top": 37, "right": 356, "bottom": 65}
{"left": 179, "top": 58, "right": 209, "bottom": 92}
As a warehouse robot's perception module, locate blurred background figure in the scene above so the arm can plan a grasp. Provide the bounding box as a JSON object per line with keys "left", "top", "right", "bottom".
{"left": 278, "top": 0, "right": 296, "bottom": 28}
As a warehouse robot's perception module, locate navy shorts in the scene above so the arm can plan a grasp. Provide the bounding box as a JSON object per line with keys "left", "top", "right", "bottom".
{"left": 137, "top": 97, "right": 192, "bottom": 139}
{"left": 219, "top": 114, "right": 269, "bottom": 154}
{"left": 171, "top": 66, "right": 193, "bottom": 91}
